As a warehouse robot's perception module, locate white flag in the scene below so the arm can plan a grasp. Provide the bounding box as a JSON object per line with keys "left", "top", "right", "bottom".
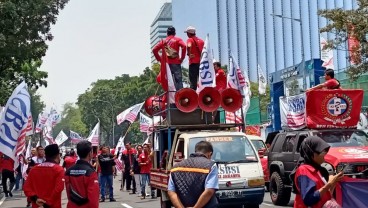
{"left": 116, "top": 103, "right": 143, "bottom": 125}
{"left": 43, "top": 124, "right": 55, "bottom": 146}
{"left": 320, "top": 36, "right": 334, "bottom": 69}
{"left": 227, "top": 55, "right": 239, "bottom": 89}
{"left": 0, "top": 82, "right": 31, "bottom": 170}
{"left": 70, "top": 130, "right": 82, "bottom": 144}
{"left": 197, "top": 34, "right": 216, "bottom": 93}
{"left": 55, "top": 130, "right": 68, "bottom": 146}
{"left": 35, "top": 111, "right": 49, "bottom": 133}
{"left": 47, "top": 106, "right": 61, "bottom": 127}
{"left": 140, "top": 114, "right": 152, "bottom": 133}
{"left": 22, "top": 140, "right": 32, "bottom": 179}
{"left": 258, "top": 64, "right": 267, "bottom": 95}
{"left": 87, "top": 122, "right": 100, "bottom": 146}
{"left": 114, "top": 136, "right": 125, "bottom": 156}
{"left": 166, "top": 62, "right": 177, "bottom": 104}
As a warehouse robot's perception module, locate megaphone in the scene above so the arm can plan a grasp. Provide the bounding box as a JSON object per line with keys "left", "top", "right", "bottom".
{"left": 198, "top": 87, "right": 221, "bottom": 112}
{"left": 144, "top": 95, "right": 164, "bottom": 116}
{"left": 175, "top": 88, "right": 198, "bottom": 113}
{"left": 220, "top": 88, "right": 243, "bottom": 112}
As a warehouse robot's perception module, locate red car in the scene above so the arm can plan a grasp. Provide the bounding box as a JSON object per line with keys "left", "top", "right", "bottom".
{"left": 248, "top": 135, "right": 270, "bottom": 191}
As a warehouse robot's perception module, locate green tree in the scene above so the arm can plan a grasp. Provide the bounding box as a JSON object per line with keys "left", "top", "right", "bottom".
{"left": 0, "top": 0, "right": 69, "bottom": 104}
{"left": 318, "top": 0, "right": 368, "bottom": 79}
{"left": 30, "top": 89, "right": 46, "bottom": 124}
{"left": 250, "top": 82, "right": 271, "bottom": 113}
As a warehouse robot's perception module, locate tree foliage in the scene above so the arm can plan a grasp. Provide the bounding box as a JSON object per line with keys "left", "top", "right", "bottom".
{"left": 30, "top": 89, "right": 46, "bottom": 124}
{"left": 318, "top": 0, "right": 368, "bottom": 79}
{"left": 0, "top": 0, "right": 69, "bottom": 104}
{"left": 250, "top": 82, "right": 270, "bottom": 113}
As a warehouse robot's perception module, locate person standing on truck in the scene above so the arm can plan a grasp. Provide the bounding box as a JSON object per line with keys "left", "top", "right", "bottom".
{"left": 168, "top": 141, "right": 219, "bottom": 208}
{"left": 152, "top": 26, "right": 187, "bottom": 90}
{"left": 213, "top": 61, "right": 227, "bottom": 91}
{"left": 185, "top": 26, "right": 204, "bottom": 90}
{"left": 307, "top": 68, "right": 341, "bottom": 91}
{"left": 293, "top": 136, "right": 344, "bottom": 208}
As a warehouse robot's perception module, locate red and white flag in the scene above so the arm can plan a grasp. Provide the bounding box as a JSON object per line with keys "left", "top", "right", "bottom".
{"left": 35, "top": 112, "right": 49, "bottom": 133}
{"left": 0, "top": 82, "right": 31, "bottom": 170}
{"left": 26, "top": 115, "right": 34, "bottom": 136}
{"left": 116, "top": 103, "right": 143, "bottom": 125}
{"left": 22, "top": 140, "right": 32, "bottom": 180}
{"left": 43, "top": 124, "right": 55, "bottom": 146}
{"left": 87, "top": 122, "right": 100, "bottom": 146}
{"left": 70, "top": 130, "right": 83, "bottom": 144}
{"left": 140, "top": 114, "right": 152, "bottom": 133}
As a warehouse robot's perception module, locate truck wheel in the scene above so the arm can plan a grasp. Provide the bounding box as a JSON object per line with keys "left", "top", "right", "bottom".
{"left": 160, "top": 196, "right": 172, "bottom": 208}
{"left": 269, "top": 172, "right": 291, "bottom": 206}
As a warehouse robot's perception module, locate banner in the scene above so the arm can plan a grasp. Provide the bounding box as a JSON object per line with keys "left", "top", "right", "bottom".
{"left": 305, "top": 89, "right": 363, "bottom": 129}
{"left": 336, "top": 177, "right": 368, "bottom": 207}
{"left": 245, "top": 126, "right": 261, "bottom": 136}
{"left": 197, "top": 34, "right": 216, "bottom": 93}
{"left": 70, "top": 130, "right": 83, "bottom": 144}
{"left": 320, "top": 36, "right": 334, "bottom": 69}
{"left": 258, "top": 64, "right": 267, "bottom": 95}
{"left": 280, "top": 94, "right": 306, "bottom": 130}
{"left": 140, "top": 114, "right": 152, "bottom": 133}
{"left": 116, "top": 103, "right": 144, "bottom": 125}
{"left": 55, "top": 130, "right": 69, "bottom": 146}
{"left": 87, "top": 122, "right": 100, "bottom": 146}
{"left": 0, "top": 82, "right": 31, "bottom": 170}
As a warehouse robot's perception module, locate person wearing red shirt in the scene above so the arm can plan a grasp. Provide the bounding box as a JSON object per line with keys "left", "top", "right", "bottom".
{"left": 63, "top": 149, "right": 77, "bottom": 170}
{"left": 152, "top": 26, "right": 187, "bottom": 90}
{"left": 139, "top": 144, "right": 152, "bottom": 199}
{"left": 308, "top": 68, "right": 341, "bottom": 91}
{"left": 185, "top": 26, "right": 204, "bottom": 90}
{"left": 213, "top": 61, "right": 227, "bottom": 91}
{"left": 121, "top": 142, "right": 137, "bottom": 193}
{"left": 24, "top": 144, "right": 65, "bottom": 208}
{"left": 0, "top": 153, "right": 15, "bottom": 197}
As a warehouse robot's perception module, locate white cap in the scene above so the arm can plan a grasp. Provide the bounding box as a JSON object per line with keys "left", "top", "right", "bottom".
{"left": 185, "top": 26, "right": 196, "bottom": 34}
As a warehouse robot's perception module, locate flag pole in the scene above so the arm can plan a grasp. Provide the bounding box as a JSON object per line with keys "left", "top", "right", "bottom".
{"left": 257, "top": 65, "right": 262, "bottom": 125}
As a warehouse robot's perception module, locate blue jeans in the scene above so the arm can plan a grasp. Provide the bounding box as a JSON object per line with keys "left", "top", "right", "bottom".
{"left": 15, "top": 172, "right": 22, "bottom": 190}
{"left": 141, "top": 174, "right": 153, "bottom": 196}
{"left": 169, "top": 64, "right": 183, "bottom": 90}
{"left": 100, "top": 174, "right": 113, "bottom": 199}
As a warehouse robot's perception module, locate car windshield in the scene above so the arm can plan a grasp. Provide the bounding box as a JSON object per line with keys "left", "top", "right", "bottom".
{"left": 188, "top": 136, "right": 258, "bottom": 163}
{"left": 313, "top": 130, "right": 368, "bottom": 147}
{"left": 251, "top": 140, "right": 266, "bottom": 151}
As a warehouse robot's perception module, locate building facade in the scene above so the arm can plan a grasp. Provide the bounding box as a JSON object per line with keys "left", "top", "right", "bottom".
{"left": 150, "top": 2, "right": 172, "bottom": 64}
{"left": 172, "top": 0, "right": 358, "bottom": 82}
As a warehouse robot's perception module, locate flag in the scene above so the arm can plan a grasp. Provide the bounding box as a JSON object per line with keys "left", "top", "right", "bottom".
{"left": 22, "top": 140, "right": 32, "bottom": 179}
{"left": 140, "top": 114, "right": 152, "bottom": 133}
{"left": 87, "top": 122, "right": 100, "bottom": 146}
{"left": 197, "top": 34, "right": 216, "bottom": 93}
{"left": 320, "top": 36, "right": 334, "bottom": 69}
{"left": 347, "top": 25, "right": 361, "bottom": 65}
{"left": 0, "top": 82, "right": 31, "bottom": 170}
{"left": 35, "top": 112, "right": 49, "bottom": 133}
{"left": 114, "top": 136, "right": 125, "bottom": 172}
{"left": 47, "top": 106, "right": 61, "bottom": 127}
{"left": 336, "top": 177, "right": 368, "bottom": 207}
{"left": 70, "top": 130, "right": 83, "bottom": 144}
{"left": 116, "top": 103, "right": 144, "bottom": 125}
{"left": 114, "top": 158, "right": 124, "bottom": 172}
{"left": 25, "top": 115, "right": 34, "bottom": 136}
{"left": 258, "top": 64, "right": 267, "bottom": 95}
{"left": 55, "top": 130, "right": 68, "bottom": 146}
{"left": 166, "top": 61, "right": 177, "bottom": 104}
{"left": 43, "top": 124, "right": 55, "bottom": 146}
{"left": 157, "top": 39, "right": 169, "bottom": 91}
{"left": 114, "top": 136, "right": 125, "bottom": 156}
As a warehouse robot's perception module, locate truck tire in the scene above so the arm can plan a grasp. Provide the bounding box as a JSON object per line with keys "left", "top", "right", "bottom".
{"left": 269, "top": 172, "right": 291, "bottom": 206}
{"left": 160, "top": 196, "right": 172, "bottom": 208}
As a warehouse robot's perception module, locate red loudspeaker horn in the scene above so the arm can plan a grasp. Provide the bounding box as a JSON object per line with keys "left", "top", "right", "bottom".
{"left": 198, "top": 87, "right": 221, "bottom": 112}
{"left": 220, "top": 88, "right": 243, "bottom": 112}
{"left": 175, "top": 88, "right": 198, "bottom": 113}
{"left": 144, "top": 95, "right": 163, "bottom": 116}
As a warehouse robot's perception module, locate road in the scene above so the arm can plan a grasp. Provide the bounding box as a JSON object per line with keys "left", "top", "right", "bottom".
{"left": 0, "top": 175, "right": 294, "bottom": 208}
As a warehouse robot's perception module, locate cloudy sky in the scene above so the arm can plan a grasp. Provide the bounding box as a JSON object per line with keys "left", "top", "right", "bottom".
{"left": 38, "top": 0, "right": 168, "bottom": 111}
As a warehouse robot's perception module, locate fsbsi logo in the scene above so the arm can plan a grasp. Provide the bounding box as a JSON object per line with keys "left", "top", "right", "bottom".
{"left": 321, "top": 93, "right": 353, "bottom": 125}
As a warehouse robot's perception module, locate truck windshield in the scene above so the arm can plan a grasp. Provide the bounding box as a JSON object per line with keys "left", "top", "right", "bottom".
{"left": 251, "top": 140, "right": 266, "bottom": 151}
{"left": 188, "top": 136, "right": 258, "bottom": 163}
{"left": 313, "top": 130, "right": 368, "bottom": 147}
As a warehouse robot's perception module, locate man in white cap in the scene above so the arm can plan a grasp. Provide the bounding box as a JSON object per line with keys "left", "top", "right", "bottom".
{"left": 185, "top": 26, "right": 204, "bottom": 90}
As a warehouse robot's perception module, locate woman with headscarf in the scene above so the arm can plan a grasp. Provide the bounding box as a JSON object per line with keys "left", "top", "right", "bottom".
{"left": 293, "top": 136, "right": 343, "bottom": 208}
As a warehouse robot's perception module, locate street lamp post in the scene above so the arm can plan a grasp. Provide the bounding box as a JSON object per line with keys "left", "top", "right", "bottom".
{"left": 96, "top": 99, "right": 115, "bottom": 147}
{"left": 271, "top": 14, "right": 306, "bottom": 90}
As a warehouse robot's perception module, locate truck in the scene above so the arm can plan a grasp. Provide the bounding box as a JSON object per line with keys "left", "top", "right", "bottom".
{"left": 148, "top": 106, "right": 265, "bottom": 208}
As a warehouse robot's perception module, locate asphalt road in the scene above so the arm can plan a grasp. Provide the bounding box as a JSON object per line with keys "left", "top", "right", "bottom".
{"left": 0, "top": 175, "right": 295, "bottom": 208}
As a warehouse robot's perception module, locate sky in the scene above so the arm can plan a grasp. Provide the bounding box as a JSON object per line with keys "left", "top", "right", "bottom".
{"left": 38, "top": 0, "right": 167, "bottom": 111}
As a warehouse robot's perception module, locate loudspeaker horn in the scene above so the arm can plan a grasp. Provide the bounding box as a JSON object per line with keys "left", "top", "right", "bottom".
{"left": 144, "top": 95, "right": 164, "bottom": 116}
{"left": 220, "top": 88, "right": 243, "bottom": 112}
{"left": 175, "top": 88, "right": 198, "bottom": 113}
{"left": 198, "top": 87, "right": 221, "bottom": 112}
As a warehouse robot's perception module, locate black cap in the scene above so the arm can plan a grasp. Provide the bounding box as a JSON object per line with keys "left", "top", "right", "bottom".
{"left": 167, "top": 26, "right": 176, "bottom": 33}
{"left": 45, "top": 144, "right": 60, "bottom": 158}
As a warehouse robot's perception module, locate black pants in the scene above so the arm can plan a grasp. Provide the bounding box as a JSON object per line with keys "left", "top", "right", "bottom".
{"left": 189, "top": 63, "right": 200, "bottom": 90}
{"left": 123, "top": 169, "right": 136, "bottom": 191}
{"left": 2, "top": 170, "right": 15, "bottom": 194}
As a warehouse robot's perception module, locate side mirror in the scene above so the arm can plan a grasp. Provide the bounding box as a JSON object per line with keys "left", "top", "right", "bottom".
{"left": 174, "top": 152, "right": 183, "bottom": 163}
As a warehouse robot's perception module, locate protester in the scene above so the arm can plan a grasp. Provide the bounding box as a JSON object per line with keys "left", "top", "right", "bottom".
{"left": 308, "top": 68, "right": 341, "bottom": 91}
{"left": 0, "top": 153, "right": 15, "bottom": 197}
{"left": 14, "top": 161, "right": 22, "bottom": 191}
{"left": 213, "top": 61, "right": 227, "bottom": 91}
{"left": 63, "top": 149, "right": 77, "bottom": 170}
{"left": 293, "top": 136, "right": 343, "bottom": 208}
{"left": 25, "top": 148, "right": 38, "bottom": 207}
{"left": 168, "top": 141, "right": 219, "bottom": 208}
{"left": 121, "top": 142, "right": 137, "bottom": 193}
{"left": 152, "top": 26, "right": 186, "bottom": 90}
{"left": 24, "top": 144, "right": 65, "bottom": 208}
{"left": 31, "top": 146, "right": 46, "bottom": 165}
{"left": 131, "top": 145, "right": 143, "bottom": 197}
{"left": 65, "top": 141, "right": 99, "bottom": 208}
{"left": 98, "top": 146, "right": 116, "bottom": 202}
{"left": 185, "top": 26, "right": 204, "bottom": 90}
{"left": 138, "top": 144, "right": 153, "bottom": 200}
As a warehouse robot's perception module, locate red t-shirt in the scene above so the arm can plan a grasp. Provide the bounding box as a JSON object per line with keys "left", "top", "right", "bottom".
{"left": 215, "top": 69, "right": 227, "bottom": 91}
{"left": 152, "top": 35, "right": 187, "bottom": 64}
{"left": 323, "top": 79, "right": 340, "bottom": 89}
{"left": 138, "top": 152, "right": 151, "bottom": 174}
{"left": 64, "top": 156, "right": 77, "bottom": 170}
{"left": 187, "top": 36, "right": 204, "bottom": 64}
{"left": 0, "top": 154, "right": 14, "bottom": 171}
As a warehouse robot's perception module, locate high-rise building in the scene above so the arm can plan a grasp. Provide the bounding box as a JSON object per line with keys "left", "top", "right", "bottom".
{"left": 172, "top": 0, "right": 357, "bottom": 81}
{"left": 150, "top": 2, "right": 172, "bottom": 64}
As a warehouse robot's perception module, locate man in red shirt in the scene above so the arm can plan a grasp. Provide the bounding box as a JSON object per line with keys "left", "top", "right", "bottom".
{"left": 152, "top": 26, "right": 186, "bottom": 90}
{"left": 139, "top": 144, "right": 152, "bottom": 199}
{"left": 308, "top": 68, "right": 341, "bottom": 91}
{"left": 24, "top": 144, "right": 65, "bottom": 208}
{"left": 0, "top": 153, "right": 15, "bottom": 197}
{"left": 185, "top": 26, "right": 204, "bottom": 90}
{"left": 63, "top": 149, "right": 77, "bottom": 170}
{"left": 213, "top": 61, "right": 227, "bottom": 91}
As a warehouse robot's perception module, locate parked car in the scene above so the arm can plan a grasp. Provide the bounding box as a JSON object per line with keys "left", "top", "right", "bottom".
{"left": 267, "top": 129, "right": 368, "bottom": 206}
{"left": 248, "top": 135, "right": 270, "bottom": 191}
